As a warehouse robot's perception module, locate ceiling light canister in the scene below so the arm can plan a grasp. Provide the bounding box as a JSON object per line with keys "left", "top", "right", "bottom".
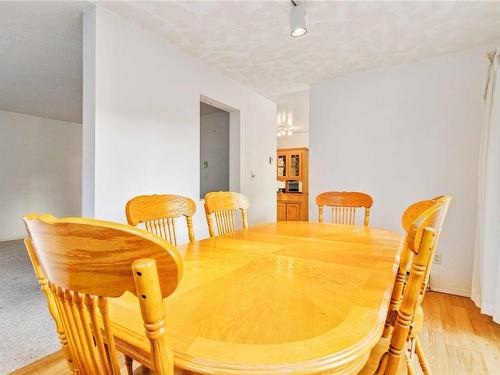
{"left": 290, "top": 4, "right": 307, "bottom": 37}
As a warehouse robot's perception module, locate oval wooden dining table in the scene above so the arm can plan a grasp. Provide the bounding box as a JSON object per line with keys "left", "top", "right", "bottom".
{"left": 108, "top": 221, "right": 403, "bottom": 375}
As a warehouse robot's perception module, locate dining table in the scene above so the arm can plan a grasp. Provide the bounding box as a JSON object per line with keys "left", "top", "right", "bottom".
{"left": 108, "top": 221, "right": 403, "bottom": 374}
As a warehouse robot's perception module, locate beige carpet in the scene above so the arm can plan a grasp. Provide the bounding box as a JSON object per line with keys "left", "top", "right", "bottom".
{"left": 0, "top": 240, "right": 59, "bottom": 374}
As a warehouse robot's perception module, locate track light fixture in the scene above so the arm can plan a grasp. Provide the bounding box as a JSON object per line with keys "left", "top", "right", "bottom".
{"left": 289, "top": 0, "right": 307, "bottom": 37}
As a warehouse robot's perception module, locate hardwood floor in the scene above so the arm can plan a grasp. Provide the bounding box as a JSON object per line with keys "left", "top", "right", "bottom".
{"left": 9, "top": 351, "right": 152, "bottom": 375}
{"left": 9, "top": 351, "right": 67, "bottom": 375}
{"left": 418, "top": 292, "right": 500, "bottom": 375}
{"left": 9, "top": 292, "right": 500, "bottom": 375}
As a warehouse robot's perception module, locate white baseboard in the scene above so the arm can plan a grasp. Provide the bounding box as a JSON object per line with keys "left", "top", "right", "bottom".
{"left": 429, "top": 286, "right": 471, "bottom": 298}
{"left": 0, "top": 236, "right": 24, "bottom": 242}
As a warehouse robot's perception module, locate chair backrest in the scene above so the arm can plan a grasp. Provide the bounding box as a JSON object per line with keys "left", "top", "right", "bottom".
{"left": 126, "top": 194, "right": 196, "bottom": 245}
{"left": 401, "top": 195, "right": 445, "bottom": 232}
{"left": 204, "top": 191, "right": 249, "bottom": 237}
{"left": 316, "top": 191, "right": 373, "bottom": 226}
{"left": 23, "top": 213, "right": 183, "bottom": 375}
{"left": 380, "top": 196, "right": 451, "bottom": 375}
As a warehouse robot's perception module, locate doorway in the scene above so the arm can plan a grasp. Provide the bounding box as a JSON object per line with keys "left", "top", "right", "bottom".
{"left": 200, "top": 102, "right": 230, "bottom": 197}
{"left": 199, "top": 96, "right": 240, "bottom": 199}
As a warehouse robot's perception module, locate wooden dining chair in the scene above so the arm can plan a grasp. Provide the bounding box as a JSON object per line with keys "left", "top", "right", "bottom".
{"left": 360, "top": 196, "right": 451, "bottom": 375}
{"left": 315, "top": 191, "right": 373, "bottom": 226}
{"left": 124, "top": 194, "right": 195, "bottom": 372}
{"left": 204, "top": 191, "right": 249, "bottom": 237}
{"left": 126, "top": 194, "right": 196, "bottom": 245}
{"left": 384, "top": 196, "right": 444, "bottom": 335}
{"left": 23, "top": 213, "right": 183, "bottom": 375}
{"left": 381, "top": 195, "right": 450, "bottom": 375}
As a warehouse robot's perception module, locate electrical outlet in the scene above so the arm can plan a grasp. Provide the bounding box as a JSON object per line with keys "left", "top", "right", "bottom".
{"left": 433, "top": 253, "right": 442, "bottom": 265}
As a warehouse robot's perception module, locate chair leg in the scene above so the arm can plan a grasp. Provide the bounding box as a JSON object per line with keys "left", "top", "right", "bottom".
{"left": 374, "top": 352, "right": 388, "bottom": 375}
{"left": 404, "top": 350, "right": 415, "bottom": 375}
{"left": 125, "top": 355, "right": 133, "bottom": 375}
{"left": 415, "top": 336, "right": 431, "bottom": 375}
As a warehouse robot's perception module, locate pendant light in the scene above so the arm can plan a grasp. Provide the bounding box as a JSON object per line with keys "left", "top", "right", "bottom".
{"left": 290, "top": 1, "right": 307, "bottom": 37}
{"left": 277, "top": 112, "right": 294, "bottom": 137}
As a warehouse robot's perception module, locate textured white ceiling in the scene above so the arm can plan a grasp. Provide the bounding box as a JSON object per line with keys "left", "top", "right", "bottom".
{"left": 4, "top": 1, "right": 500, "bottom": 123}
{"left": 0, "top": 1, "right": 89, "bottom": 123}
{"left": 101, "top": 1, "right": 500, "bottom": 98}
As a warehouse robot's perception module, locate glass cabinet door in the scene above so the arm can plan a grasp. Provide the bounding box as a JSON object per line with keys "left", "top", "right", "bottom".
{"left": 277, "top": 155, "right": 287, "bottom": 178}
{"left": 289, "top": 154, "right": 301, "bottom": 178}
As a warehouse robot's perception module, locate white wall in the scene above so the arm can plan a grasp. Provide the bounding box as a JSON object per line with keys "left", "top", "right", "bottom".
{"left": 83, "top": 6, "right": 276, "bottom": 241}
{"left": 200, "top": 110, "right": 230, "bottom": 198}
{"left": 277, "top": 132, "right": 309, "bottom": 149}
{"left": 82, "top": 6, "right": 95, "bottom": 217}
{"left": 0, "top": 110, "right": 81, "bottom": 240}
{"left": 277, "top": 90, "right": 309, "bottom": 132}
{"left": 310, "top": 47, "right": 489, "bottom": 296}
{"left": 277, "top": 90, "right": 309, "bottom": 148}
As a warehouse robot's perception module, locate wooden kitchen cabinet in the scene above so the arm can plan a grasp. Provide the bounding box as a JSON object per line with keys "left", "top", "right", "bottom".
{"left": 277, "top": 202, "right": 287, "bottom": 222}
{"left": 276, "top": 192, "right": 308, "bottom": 221}
{"left": 277, "top": 148, "right": 307, "bottom": 181}
{"left": 277, "top": 155, "right": 287, "bottom": 179}
{"left": 286, "top": 203, "right": 301, "bottom": 221}
{"left": 276, "top": 148, "right": 308, "bottom": 221}
{"left": 288, "top": 153, "right": 302, "bottom": 179}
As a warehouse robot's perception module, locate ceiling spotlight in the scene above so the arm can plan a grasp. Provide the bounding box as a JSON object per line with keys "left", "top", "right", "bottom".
{"left": 290, "top": 1, "right": 307, "bottom": 37}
